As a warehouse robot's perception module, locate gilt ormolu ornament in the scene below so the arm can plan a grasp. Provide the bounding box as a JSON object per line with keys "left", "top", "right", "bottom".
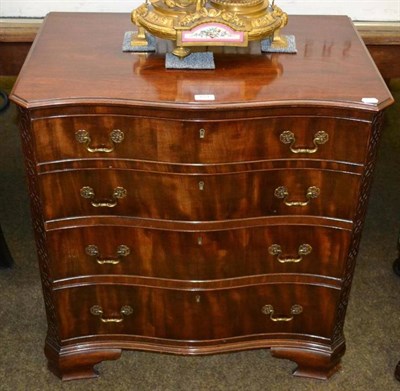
{"left": 131, "top": 0, "right": 289, "bottom": 58}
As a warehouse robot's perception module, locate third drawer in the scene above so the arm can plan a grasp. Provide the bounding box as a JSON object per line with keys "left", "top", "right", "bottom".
{"left": 47, "top": 223, "right": 351, "bottom": 281}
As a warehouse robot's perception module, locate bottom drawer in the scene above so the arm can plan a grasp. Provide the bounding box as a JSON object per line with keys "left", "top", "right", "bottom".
{"left": 54, "top": 283, "right": 340, "bottom": 342}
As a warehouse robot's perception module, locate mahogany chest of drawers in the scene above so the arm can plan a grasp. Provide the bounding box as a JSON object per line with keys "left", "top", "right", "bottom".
{"left": 10, "top": 12, "right": 393, "bottom": 381}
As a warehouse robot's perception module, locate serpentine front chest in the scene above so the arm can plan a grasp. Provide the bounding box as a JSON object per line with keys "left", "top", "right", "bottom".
{"left": 10, "top": 12, "right": 393, "bottom": 381}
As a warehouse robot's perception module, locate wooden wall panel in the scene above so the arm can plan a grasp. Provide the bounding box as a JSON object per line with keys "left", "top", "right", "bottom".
{"left": 0, "top": 20, "right": 399, "bottom": 79}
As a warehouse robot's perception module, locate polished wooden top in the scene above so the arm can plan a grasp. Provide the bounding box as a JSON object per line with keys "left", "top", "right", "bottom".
{"left": 10, "top": 12, "right": 393, "bottom": 111}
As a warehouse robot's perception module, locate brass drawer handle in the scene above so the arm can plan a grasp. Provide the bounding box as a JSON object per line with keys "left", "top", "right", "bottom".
{"left": 274, "top": 186, "right": 320, "bottom": 207}
{"left": 90, "top": 305, "right": 133, "bottom": 323}
{"left": 75, "top": 129, "right": 124, "bottom": 153}
{"left": 261, "top": 304, "right": 303, "bottom": 322}
{"left": 85, "top": 244, "right": 131, "bottom": 265}
{"left": 80, "top": 186, "right": 127, "bottom": 208}
{"left": 280, "top": 130, "right": 329, "bottom": 154}
{"left": 268, "top": 243, "right": 312, "bottom": 263}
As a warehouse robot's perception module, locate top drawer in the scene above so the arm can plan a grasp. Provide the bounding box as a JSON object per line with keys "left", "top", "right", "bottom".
{"left": 32, "top": 115, "right": 370, "bottom": 165}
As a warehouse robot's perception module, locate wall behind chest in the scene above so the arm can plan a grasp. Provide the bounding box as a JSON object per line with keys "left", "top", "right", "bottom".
{"left": 1, "top": 0, "right": 399, "bottom": 21}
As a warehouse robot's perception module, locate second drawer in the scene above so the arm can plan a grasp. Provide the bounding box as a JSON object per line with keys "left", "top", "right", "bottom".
{"left": 39, "top": 168, "right": 361, "bottom": 221}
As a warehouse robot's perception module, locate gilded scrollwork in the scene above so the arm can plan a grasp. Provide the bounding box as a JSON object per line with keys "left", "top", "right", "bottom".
{"left": 131, "top": 0, "right": 288, "bottom": 58}
{"left": 220, "top": 11, "right": 245, "bottom": 28}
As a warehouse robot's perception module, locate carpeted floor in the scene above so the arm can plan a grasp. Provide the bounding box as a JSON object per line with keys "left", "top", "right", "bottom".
{"left": 0, "top": 77, "right": 399, "bottom": 391}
